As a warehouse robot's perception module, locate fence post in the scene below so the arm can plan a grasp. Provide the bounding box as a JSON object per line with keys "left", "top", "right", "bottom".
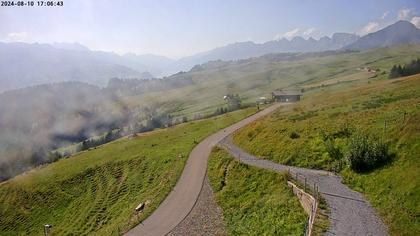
{"left": 316, "top": 186, "right": 319, "bottom": 200}
{"left": 304, "top": 178, "right": 307, "bottom": 192}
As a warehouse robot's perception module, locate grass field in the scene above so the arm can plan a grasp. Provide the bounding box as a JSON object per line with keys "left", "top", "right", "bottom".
{"left": 207, "top": 147, "right": 307, "bottom": 235}
{"left": 302, "top": 70, "right": 375, "bottom": 89}
{"left": 2, "top": 45, "right": 420, "bottom": 182}
{"left": 0, "top": 108, "right": 256, "bottom": 235}
{"left": 232, "top": 74, "right": 420, "bottom": 235}
{"left": 1, "top": 45, "right": 420, "bottom": 235}
{"left": 122, "top": 45, "right": 420, "bottom": 119}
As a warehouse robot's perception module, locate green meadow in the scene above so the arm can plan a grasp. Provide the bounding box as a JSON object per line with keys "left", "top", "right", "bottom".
{"left": 1, "top": 44, "right": 420, "bottom": 235}
{"left": 0, "top": 108, "right": 255, "bottom": 235}
{"left": 122, "top": 45, "right": 420, "bottom": 119}
{"left": 207, "top": 147, "right": 307, "bottom": 235}
{"left": 233, "top": 74, "right": 420, "bottom": 235}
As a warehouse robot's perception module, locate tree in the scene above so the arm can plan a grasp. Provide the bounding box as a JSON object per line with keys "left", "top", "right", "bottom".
{"left": 389, "top": 58, "right": 420, "bottom": 79}
{"left": 389, "top": 65, "right": 400, "bottom": 78}
{"left": 29, "top": 148, "right": 46, "bottom": 166}
{"left": 225, "top": 94, "right": 241, "bottom": 111}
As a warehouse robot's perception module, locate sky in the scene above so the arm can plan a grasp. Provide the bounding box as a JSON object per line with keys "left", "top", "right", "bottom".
{"left": 1, "top": 0, "right": 419, "bottom": 58}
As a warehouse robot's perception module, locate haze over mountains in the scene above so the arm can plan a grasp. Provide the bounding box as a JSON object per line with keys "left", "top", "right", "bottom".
{"left": 0, "top": 20, "right": 419, "bottom": 92}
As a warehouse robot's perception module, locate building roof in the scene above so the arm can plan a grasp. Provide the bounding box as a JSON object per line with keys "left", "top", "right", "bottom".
{"left": 272, "top": 90, "right": 303, "bottom": 96}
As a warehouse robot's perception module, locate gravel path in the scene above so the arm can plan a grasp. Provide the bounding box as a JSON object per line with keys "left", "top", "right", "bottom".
{"left": 219, "top": 137, "right": 388, "bottom": 236}
{"left": 168, "top": 176, "right": 227, "bottom": 236}
{"left": 125, "top": 103, "right": 285, "bottom": 236}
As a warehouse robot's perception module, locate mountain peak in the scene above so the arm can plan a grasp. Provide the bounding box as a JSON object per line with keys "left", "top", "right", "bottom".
{"left": 392, "top": 20, "right": 417, "bottom": 28}
{"left": 344, "top": 20, "right": 420, "bottom": 50}
{"left": 379, "top": 20, "right": 419, "bottom": 33}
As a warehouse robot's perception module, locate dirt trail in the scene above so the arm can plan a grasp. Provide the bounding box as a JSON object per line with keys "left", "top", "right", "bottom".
{"left": 219, "top": 137, "right": 388, "bottom": 236}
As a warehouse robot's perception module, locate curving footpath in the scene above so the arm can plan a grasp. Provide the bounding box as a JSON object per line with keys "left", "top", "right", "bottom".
{"left": 125, "top": 103, "right": 285, "bottom": 236}
{"left": 219, "top": 137, "right": 388, "bottom": 236}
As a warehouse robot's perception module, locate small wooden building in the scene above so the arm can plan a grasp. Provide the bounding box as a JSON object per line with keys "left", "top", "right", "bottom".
{"left": 272, "top": 90, "right": 302, "bottom": 102}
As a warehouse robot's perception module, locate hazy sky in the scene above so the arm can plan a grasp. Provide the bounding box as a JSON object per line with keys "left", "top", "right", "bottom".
{"left": 1, "top": 0, "right": 419, "bottom": 58}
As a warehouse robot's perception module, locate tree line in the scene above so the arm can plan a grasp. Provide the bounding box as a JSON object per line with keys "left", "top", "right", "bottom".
{"left": 389, "top": 58, "right": 420, "bottom": 79}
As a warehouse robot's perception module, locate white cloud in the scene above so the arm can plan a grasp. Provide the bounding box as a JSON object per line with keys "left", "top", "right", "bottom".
{"left": 360, "top": 22, "right": 380, "bottom": 35}
{"left": 303, "top": 27, "right": 316, "bottom": 36}
{"left": 3, "top": 32, "right": 30, "bottom": 42}
{"left": 411, "top": 16, "right": 420, "bottom": 28}
{"left": 398, "top": 8, "right": 412, "bottom": 20}
{"left": 381, "top": 11, "right": 389, "bottom": 20}
{"left": 274, "top": 33, "right": 282, "bottom": 40}
{"left": 283, "top": 28, "right": 300, "bottom": 39}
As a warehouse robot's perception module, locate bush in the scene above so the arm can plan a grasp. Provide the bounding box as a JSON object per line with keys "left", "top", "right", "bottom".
{"left": 345, "top": 132, "right": 389, "bottom": 172}
{"left": 289, "top": 131, "right": 300, "bottom": 139}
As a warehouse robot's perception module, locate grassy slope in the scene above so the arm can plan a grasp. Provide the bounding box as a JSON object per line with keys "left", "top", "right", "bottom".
{"left": 0, "top": 108, "right": 256, "bottom": 236}
{"left": 55, "top": 45, "right": 420, "bottom": 167}
{"left": 123, "top": 45, "right": 420, "bottom": 119}
{"left": 207, "top": 148, "right": 307, "bottom": 235}
{"left": 1, "top": 45, "right": 419, "bottom": 235}
{"left": 233, "top": 74, "right": 420, "bottom": 235}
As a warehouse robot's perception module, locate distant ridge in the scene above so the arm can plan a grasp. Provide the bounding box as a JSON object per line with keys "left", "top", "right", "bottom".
{"left": 176, "top": 33, "right": 359, "bottom": 70}
{"left": 1, "top": 21, "right": 420, "bottom": 92}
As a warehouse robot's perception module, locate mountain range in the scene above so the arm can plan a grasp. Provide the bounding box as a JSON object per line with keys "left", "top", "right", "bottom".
{"left": 0, "top": 20, "right": 419, "bottom": 92}
{"left": 175, "top": 33, "right": 360, "bottom": 69}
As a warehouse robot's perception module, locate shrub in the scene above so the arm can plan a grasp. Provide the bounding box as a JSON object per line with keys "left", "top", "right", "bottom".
{"left": 345, "top": 132, "right": 390, "bottom": 172}
{"left": 289, "top": 131, "right": 300, "bottom": 139}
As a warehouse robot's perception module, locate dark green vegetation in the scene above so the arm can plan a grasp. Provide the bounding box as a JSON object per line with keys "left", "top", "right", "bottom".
{"left": 345, "top": 132, "right": 390, "bottom": 172}
{"left": 0, "top": 108, "right": 255, "bottom": 235}
{"left": 233, "top": 74, "right": 420, "bottom": 235}
{"left": 389, "top": 58, "right": 420, "bottom": 78}
{"left": 207, "top": 148, "right": 307, "bottom": 235}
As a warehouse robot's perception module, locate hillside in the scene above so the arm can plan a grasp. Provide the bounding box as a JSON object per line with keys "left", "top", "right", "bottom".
{"left": 0, "top": 108, "right": 256, "bottom": 235}
{"left": 0, "top": 46, "right": 419, "bottom": 236}
{"left": 207, "top": 148, "right": 307, "bottom": 235}
{"left": 232, "top": 74, "right": 420, "bottom": 235}
{"left": 2, "top": 44, "right": 420, "bottom": 181}
{"left": 0, "top": 76, "right": 193, "bottom": 180}
{"left": 1, "top": 21, "right": 418, "bottom": 91}
{"left": 0, "top": 82, "right": 131, "bottom": 180}
{"left": 122, "top": 44, "right": 420, "bottom": 119}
